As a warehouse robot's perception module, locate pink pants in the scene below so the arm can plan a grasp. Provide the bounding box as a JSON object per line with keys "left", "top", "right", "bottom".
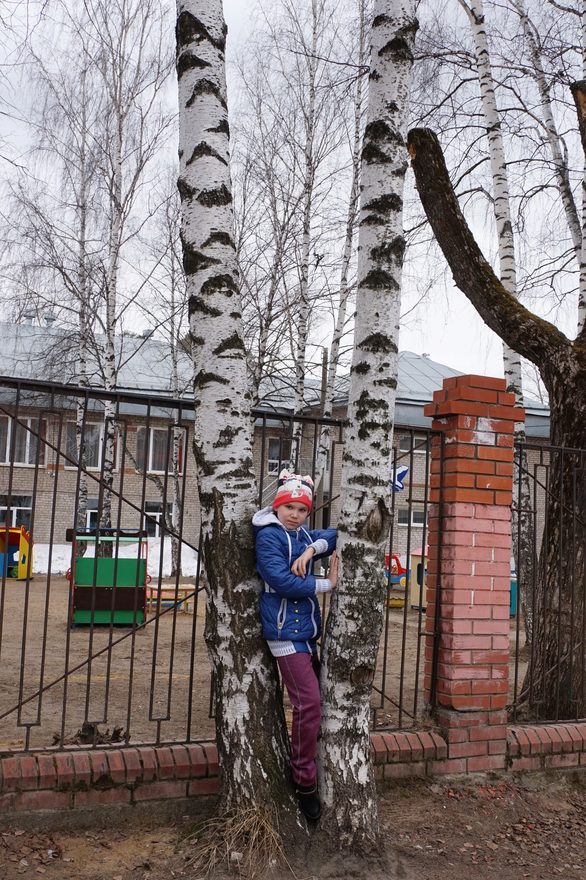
{"left": 277, "top": 652, "right": 321, "bottom": 788}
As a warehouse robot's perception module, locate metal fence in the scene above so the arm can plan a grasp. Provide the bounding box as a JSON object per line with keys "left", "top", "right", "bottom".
{"left": 0, "top": 376, "right": 437, "bottom": 753}
{"left": 509, "top": 440, "right": 586, "bottom": 723}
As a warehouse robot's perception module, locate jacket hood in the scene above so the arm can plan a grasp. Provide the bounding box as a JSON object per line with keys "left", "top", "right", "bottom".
{"left": 252, "top": 506, "right": 281, "bottom": 529}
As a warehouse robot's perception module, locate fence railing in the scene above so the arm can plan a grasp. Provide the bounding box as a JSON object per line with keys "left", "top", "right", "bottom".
{"left": 0, "top": 376, "right": 438, "bottom": 752}
{"left": 509, "top": 440, "right": 586, "bottom": 723}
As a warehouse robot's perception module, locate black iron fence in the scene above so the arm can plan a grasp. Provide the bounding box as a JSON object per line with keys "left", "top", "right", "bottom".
{"left": 509, "top": 440, "right": 586, "bottom": 723}
{"left": 0, "top": 376, "right": 437, "bottom": 753}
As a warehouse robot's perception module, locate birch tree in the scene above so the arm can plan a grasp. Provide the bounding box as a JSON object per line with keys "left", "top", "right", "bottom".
{"left": 458, "top": 0, "right": 535, "bottom": 642}
{"left": 319, "top": 0, "right": 417, "bottom": 844}
{"left": 1, "top": 38, "right": 105, "bottom": 534}
{"left": 77, "top": 0, "right": 174, "bottom": 535}
{"left": 4, "top": 0, "right": 176, "bottom": 540}
{"left": 511, "top": 0, "right": 586, "bottom": 334}
{"left": 176, "top": 0, "right": 302, "bottom": 845}
{"left": 315, "top": 0, "right": 369, "bottom": 502}
{"left": 131, "top": 190, "right": 191, "bottom": 576}
{"left": 233, "top": 0, "right": 352, "bottom": 444}
{"left": 232, "top": 59, "right": 303, "bottom": 407}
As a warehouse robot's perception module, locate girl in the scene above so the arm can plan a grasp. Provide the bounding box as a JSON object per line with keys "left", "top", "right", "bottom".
{"left": 253, "top": 470, "right": 337, "bottom": 820}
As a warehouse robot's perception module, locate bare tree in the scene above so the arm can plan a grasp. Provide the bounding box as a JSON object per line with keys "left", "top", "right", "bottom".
{"left": 319, "top": 0, "right": 417, "bottom": 844}
{"left": 2, "top": 0, "right": 175, "bottom": 545}
{"left": 457, "top": 0, "right": 535, "bottom": 642}
{"left": 232, "top": 0, "right": 354, "bottom": 438}
{"left": 409, "top": 114, "right": 586, "bottom": 719}
{"left": 176, "top": 0, "right": 303, "bottom": 850}
{"left": 315, "top": 0, "right": 370, "bottom": 504}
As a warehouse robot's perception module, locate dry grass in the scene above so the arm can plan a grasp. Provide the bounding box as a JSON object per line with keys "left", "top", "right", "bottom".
{"left": 184, "top": 805, "right": 298, "bottom": 880}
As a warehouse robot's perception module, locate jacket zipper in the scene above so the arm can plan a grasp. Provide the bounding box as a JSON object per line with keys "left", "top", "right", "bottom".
{"left": 277, "top": 597, "right": 287, "bottom": 634}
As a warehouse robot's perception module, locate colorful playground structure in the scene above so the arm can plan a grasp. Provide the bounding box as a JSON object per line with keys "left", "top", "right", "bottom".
{"left": 0, "top": 526, "right": 34, "bottom": 580}
{"left": 66, "top": 528, "right": 148, "bottom": 626}
{"left": 385, "top": 552, "right": 408, "bottom": 607}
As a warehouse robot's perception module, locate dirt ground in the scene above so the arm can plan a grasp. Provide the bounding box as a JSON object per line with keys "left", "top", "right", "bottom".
{"left": 1, "top": 772, "right": 585, "bottom": 879}
{"left": 0, "top": 576, "right": 216, "bottom": 750}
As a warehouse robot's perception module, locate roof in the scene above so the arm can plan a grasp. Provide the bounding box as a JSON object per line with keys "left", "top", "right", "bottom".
{"left": 0, "top": 323, "right": 550, "bottom": 436}
{"left": 0, "top": 322, "right": 193, "bottom": 394}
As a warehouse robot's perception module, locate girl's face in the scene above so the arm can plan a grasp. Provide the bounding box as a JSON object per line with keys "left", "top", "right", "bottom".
{"left": 275, "top": 501, "right": 309, "bottom": 530}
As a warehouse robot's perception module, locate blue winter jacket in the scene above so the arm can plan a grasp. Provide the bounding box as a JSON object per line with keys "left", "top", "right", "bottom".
{"left": 253, "top": 507, "right": 337, "bottom": 651}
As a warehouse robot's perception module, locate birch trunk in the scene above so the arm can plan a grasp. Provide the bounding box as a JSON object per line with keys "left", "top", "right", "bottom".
{"left": 176, "top": 0, "right": 299, "bottom": 825}
{"left": 97, "top": 110, "right": 123, "bottom": 551}
{"left": 315, "top": 0, "right": 368, "bottom": 492}
{"left": 290, "top": 1, "right": 319, "bottom": 468}
{"left": 75, "top": 66, "right": 90, "bottom": 539}
{"left": 168, "top": 241, "right": 184, "bottom": 578}
{"left": 319, "top": 0, "right": 417, "bottom": 845}
{"left": 461, "top": 0, "right": 534, "bottom": 642}
{"left": 512, "top": 0, "right": 586, "bottom": 335}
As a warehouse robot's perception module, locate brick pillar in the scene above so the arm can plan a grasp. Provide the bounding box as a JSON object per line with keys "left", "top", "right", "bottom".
{"left": 423, "top": 375, "right": 524, "bottom": 773}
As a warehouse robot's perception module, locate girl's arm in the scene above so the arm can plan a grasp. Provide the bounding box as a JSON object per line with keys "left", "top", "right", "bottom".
{"left": 256, "top": 530, "right": 320, "bottom": 598}
{"left": 291, "top": 527, "right": 337, "bottom": 576}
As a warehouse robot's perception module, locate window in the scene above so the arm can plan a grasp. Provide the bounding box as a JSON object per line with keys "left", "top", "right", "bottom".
{"left": 144, "top": 501, "right": 174, "bottom": 538}
{"left": 0, "top": 495, "right": 33, "bottom": 530}
{"left": 398, "top": 508, "right": 427, "bottom": 528}
{"left": 85, "top": 498, "right": 99, "bottom": 530}
{"left": 0, "top": 416, "right": 46, "bottom": 466}
{"left": 136, "top": 427, "right": 185, "bottom": 475}
{"left": 398, "top": 434, "right": 430, "bottom": 456}
{"left": 65, "top": 422, "right": 119, "bottom": 471}
{"left": 266, "top": 437, "right": 290, "bottom": 474}
{"left": 66, "top": 422, "right": 103, "bottom": 469}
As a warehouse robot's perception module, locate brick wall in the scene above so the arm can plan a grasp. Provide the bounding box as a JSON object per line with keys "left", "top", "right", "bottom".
{"left": 3, "top": 723, "right": 586, "bottom": 820}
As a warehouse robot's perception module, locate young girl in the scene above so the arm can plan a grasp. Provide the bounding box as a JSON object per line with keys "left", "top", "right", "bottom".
{"left": 253, "top": 470, "right": 337, "bottom": 820}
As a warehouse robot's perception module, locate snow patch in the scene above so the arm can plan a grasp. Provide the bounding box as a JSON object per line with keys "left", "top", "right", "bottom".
{"left": 32, "top": 538, "right": 199, "bottom": 578}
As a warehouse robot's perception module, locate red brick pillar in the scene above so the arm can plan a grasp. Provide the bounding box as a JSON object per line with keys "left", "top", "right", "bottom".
{"left": 423, "top": 375, "right": 524, "bottom": 773}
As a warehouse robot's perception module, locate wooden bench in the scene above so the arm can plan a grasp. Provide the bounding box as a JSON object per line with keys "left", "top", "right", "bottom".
{"left": 146, "top": 584, "right": 195, "bottom": 615}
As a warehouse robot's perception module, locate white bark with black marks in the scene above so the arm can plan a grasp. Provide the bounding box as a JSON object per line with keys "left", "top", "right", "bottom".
{"left": 460, "top": 0, "right": 534, "bottom": 642}
{"left": 176, "top": 0, "right": 300, "bottom": 824}
{"left": 319, "top": 0, "right": 417, "bottom": 845}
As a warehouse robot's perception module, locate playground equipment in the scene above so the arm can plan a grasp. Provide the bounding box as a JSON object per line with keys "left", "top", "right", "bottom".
{"left": 0, "top": 526, "right": 33, "bottom": 580}
{"left": 409, "top": 546, "right": 428, "bottom": 611}
{"left": 66, "top": 528, "right": 148, "bottom": 626}
{"left": 385, "top": 552, "right": 407, "bottom": 608}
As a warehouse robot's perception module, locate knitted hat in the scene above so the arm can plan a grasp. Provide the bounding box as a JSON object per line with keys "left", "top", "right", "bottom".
{"left": 272, "top": 469, "right": 314, "bottom": 511}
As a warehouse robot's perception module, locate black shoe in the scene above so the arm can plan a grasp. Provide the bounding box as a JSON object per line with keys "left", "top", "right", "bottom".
{"left": 296, "top": 784, "right": 321, "bottom": 820}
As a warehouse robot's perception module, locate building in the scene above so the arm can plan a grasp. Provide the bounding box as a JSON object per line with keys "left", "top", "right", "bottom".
{"left": 0, "top": 322, "right": 550, "bottom": 560}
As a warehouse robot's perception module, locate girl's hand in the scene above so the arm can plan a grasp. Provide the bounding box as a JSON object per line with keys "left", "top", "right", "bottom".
{"left": 327, "top": 551, "right": 338, "bottom": 589}
{"left": 291, "top": 546, "right": 315, "bottom": 577}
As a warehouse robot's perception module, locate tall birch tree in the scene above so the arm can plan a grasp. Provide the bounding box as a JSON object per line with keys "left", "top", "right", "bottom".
{"left": 176, "top": 0, "right": 302, "bottom": 842}
{"left": 78, "top": 0, "right": 174, "bottom": 535}
{"left": 511, "top": 0, "right": 586, "bottom": 334}
{"left": 319, "top": 0, "right": 417, "bottom": 844}
{"left": 315, "top": 0, "right": 369, "bottom": 501}
{"left": 458, "top": 0, "right": 535, "bottom": 642}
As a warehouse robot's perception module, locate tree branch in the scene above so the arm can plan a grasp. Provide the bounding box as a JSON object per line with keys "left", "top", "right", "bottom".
{"left": 407, "top": 127, "right": 570, "bottom": 370}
